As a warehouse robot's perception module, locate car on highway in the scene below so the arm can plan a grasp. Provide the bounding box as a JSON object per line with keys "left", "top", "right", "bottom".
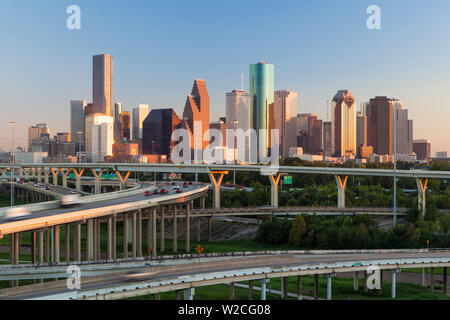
{"left": 176, "top": 189, "right": 183, "bottom": 193}
{"left": 160, "top": 189, "right": 168, "bottom": 194}
{"left": 144, "top": 191, "right": 153, "bottom": 196}
{"left": 0, "top": 207, "right": 31, "bottom": 221}
{"left": 60, "top": 195, "right": 81, "bottom": 208}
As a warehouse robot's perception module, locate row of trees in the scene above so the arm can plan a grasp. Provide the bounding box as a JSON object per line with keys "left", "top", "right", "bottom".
{"left": 256, "top": 213, "right": 449, "bottom": 249}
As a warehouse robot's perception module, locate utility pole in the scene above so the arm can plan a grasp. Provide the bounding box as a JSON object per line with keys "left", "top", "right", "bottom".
{"left": 9, "top": 122, "right": 15, "bottom": 207}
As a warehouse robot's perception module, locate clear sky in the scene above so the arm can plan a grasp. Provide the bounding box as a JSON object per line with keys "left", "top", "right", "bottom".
{"left": 1, "top": 0, "right": 449, "bottom": 155}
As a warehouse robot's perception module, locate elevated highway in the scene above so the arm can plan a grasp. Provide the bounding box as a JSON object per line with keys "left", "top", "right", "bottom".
{"left": 0, "top": 250, "right": 448, "bottom": 300}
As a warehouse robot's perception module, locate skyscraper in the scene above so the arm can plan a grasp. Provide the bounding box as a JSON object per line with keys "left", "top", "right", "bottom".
{"left": 356, "top": 112, "right": 367, "bottom": 158}
{"left": 367, "top": 96, "right": 393, "bottom": 155}
{"left": 143, "top": 109, "right": 181, "bottom": 157}
{"left": 93, "top": 54, "right": 113, "bottom": 116}
{"left": 28, "top": 124, "right": 50, "bottom": 152}
{"left": 121, "top": 111, "right": 131, "bottom": 142}
{"left": 274, "top": 90, "right": 298, "bottom": 158}
{"left": 182, "top": 79, "right": 210, "bottom": 153}
{"left": 84, "top": 114, "right": 114, "bottom": 162}
{"left": 226, "top": 90, "right": 250, "bottom": 132}
{"left": 250, "top": 62, "right": 274, "bottom": 156}
{"left": 323, "top": 121, "right": 332, "bottom": 157}
{"left": 331, "top": 90, "right": 356, "bottom": 157}
{"left": 392, "top": 99, "right": 413, "bottom": 155}
{"left": 70, "top": 100, "right": 86, "bottom": 151}
{"left": 114, "top": 102, "right": 122, "bottom": 144}
{"left": 132, "top": 104, "right": 150, "bottom": 146}
{"left": 413, "top": 139, "right": 431, "bottom": 161}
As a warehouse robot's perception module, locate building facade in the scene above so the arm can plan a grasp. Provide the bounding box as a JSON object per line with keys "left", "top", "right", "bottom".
{"left": 331, "top": 90, "right": 356, "bottom": 157}
{"left": 93, "top": 54, "right": 113, "bottom": 116}
{"left": 121, "top": 111, "right": 131, "bottom": 142}
{"left": 132, "top": 104, "right": 149, "bottom": 150}
{"left": 367, "top": 96, "right": 393, "bottom": 156}
{"left": 413, "top": 139, "right": 431, "bottom": 161}
{"left": 250, "top": 62, "right": 274, "bottom": 156}
{"left": 274, "top": 90, "right": 298, "bottom": 158}
{"left": 28, "top": 124, "right": 50, "bottom": 152}
{"left": 114, "top": 102, "right": 122, "bottom": 144}
{"left": 70, "top": 100, "right": 86, "bottom": 151}
{"left": 85, "top": 114, "right": 114, "bottom": 162}
{"left": 143, "top": 109, "right": 181, "bottom": 158}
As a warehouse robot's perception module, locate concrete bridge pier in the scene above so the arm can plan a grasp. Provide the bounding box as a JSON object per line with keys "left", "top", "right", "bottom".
{"left": 391, "top": 270, "right": 397, "bottom": 299}
{"left": 326, "top": 274, "right": 334, "bottom": 300}
{"left": 259, "top": 279, "right": 267, "bottom": 300}
{"left": 61, "top": 169, "right": 72, "bottom": 188}
{"left": 50, "top": 168, "right": 60, "bottom": 186}
{"left": 160, "top": 206, "right": 165, "bottom": 252}
{"left": 185, "top": 203, "right": 190, "bottom": 253}
{"left": 268, "top": 173, "right": 283, "bottom": 208}
{"left": 353, "top": 271, "right": 359, "bottom": 291}
{"left": 72, "top": 168, "right": 84, "bottom": 191}
{"left": 335, "top": 175, "right": 349, "bottom": 208}
{"left": 44, "top": 169, "right": 49, "bottom": 184}
{"left": 116, "top": 171, "right": 131, "bottom": 191}
{"left": 86, "top": 219, "right": 94, "bottom": 261}
{"left": 281, "top": 276, "right": 288, "bottom": 299}
{"left": 249, "top": 280, "right": 254, "bottom": 300}
{"left": 132, "top": 212, "right": 137, "bottom": 258}
{"left": 297, "top": 275, "right": 303, "bottom": 300}
{"left": 416, "top": 178, "right": 428, "bottom": 216}
{"left": 91, "top": 169, "right": 103, "bottom": 195}
{"left": 184, "top": 288, "right": 194, "bottom": 300}
{"left": 37, "top": 168, "right": 42, "bottom": 183}
{"left": 230, "top": 282, "right": 235, "bottom": 300}
{"left": 73, "top": 223, "right": 81, "bottom": 262}
{"left": 137, "top": 209, "right": 143, "bottom": 258}
{"left": 444, "top": 267, "right": 448, "bottom": 296}
{"left": 123, "top": 214, "right": 129, "bottom": 258}
{"left": 53, "top": 226, "right": 60, "bottom": 263}
{"left": 152, "top": 208, "right": 157, "bottom": 257}
{"left": 208, "top": 171, "right": 228, "bottom": 209}
{"left": 31, "top": 232, "right": 37, "bottom": 264}
{"left": 39, "top": 231, "right": 44, "bottom": 264}
{"left": 314, "top": 274, "right": 319, "bottom": 300}
{"left": 65, "top": 224, "right": 70, "bottom": 262}
{"left": 172, "top": 205, "right": 178, "bottom": 253}
{"left": 107, "top": 216, "right": 113, "bottom": 260}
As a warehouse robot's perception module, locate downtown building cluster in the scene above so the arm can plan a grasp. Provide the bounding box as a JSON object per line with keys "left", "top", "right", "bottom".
{"left": 3, "top": 55, "right": 441, "bottom": 165}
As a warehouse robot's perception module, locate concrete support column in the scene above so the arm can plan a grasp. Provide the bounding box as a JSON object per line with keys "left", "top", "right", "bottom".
{"left": 281, "top": 276, "right": 288, "bottom": 299}
{"left": 335, "top": 175, "right": 349, "bottom": 208}
{"left": 73, "top": 168, "right": 84, "bottom": 192}
{"left": 185, "top": 203, "right": 190, "bottom": 253}
{"left": 132, "top": 212, "right": 137, "bottom": 258}
{"left": 422, "top": 268, "right": 426, "bottom": 286}
{"left": 176, "top": 290, "right": 182, "bottom": 300}
{"left": 184, "top": 288, "right": 194, "bottom": 300}
{"left": 74, "top": 223, "right": 81, "bottom": 262}
{"left": 152, "top": 208, "right": 157, "bottom": 257}
{"left": 44, "top": 169, "right": 49, "bottom": 184}
{"left": 353, "top": 271, "right": 359, "bottom": 291}
{"left": 31, "top": 232, "right": 37, "bottom": 264}
{"left": 50, "top": 168, "right": 60, "bottom": 186}
{"left": 297, "top": 275, "right": 303, "bottom": 300}
{"left": 107, "top": 216, "right": 113, "bottom": 260}
{"left": 91, "top": 169, "right": 103, "bottom": 195}
{"left": 260, "top": 280, "right": 267, "bottom": 300}
{"left": 116, "top": 171, "right": 131, "bottom": 191}
{"left": 37, "top": 168, "right": 42, "bottom": 183}
{"left": 208, "top": 171, "right": 228, "bottom": 209}
{"left": 65, "top": 225, "right": 70, "bottom": 262}
{"left": 378, "top": 270, "right": 384, "bottom": 296}
{"left": 268, "top": 173, "right": 283, "bottom": 207}
{"left": 137, "top": 209, "right": 142, "bottom": 257}
{"left": 230, "top": 282, "right": 235, "bottom": 300}
{"left": 45, "top": 229, "right": 50, "bottom": 263}
{"left": 430, "top": 267, "right": 435, "bottom": 291}
{"left": 96, "top": 219, "right": 101, "bottom": 260}
{"left": 86, "top": 219, "right": 94, "bottom": 261}
{"left": 249, "top": 280, "right": 254, "bottom": 300}
{"left": 443, "top": 267, "right": 448, "bottom": 296}
{"left": 208, "top": 217, "right": 212, "bottom": 242}
{"left": 61, "top": 168, "right": 72, "bottom": 188}
{"left": 53, "top": 225, "right": 60, "bottom": 263}
{"left": 391, "top": 271, "right": 397, "bottom": 299}
{"left": 416, "top": 178, "right": 428, "bottom": 216}
{"left": 160, "top": 206, "right": 165, "bottom": 252}
{"left": 364, "top": 271, "right": 368, "bottom": 292}
{"left": 173, "top": 205, "right": 178, "bottom": 253}
{"left": 123, "top": 214, "right": 129, "bottom": 258}
{"left": 14, "top": 233, "right": 19, "bottom": 265}
{"left": 10, "top": 233, "right": 15, "bottom": 265}
{"left": 326, "top": 276, "right": 332, "bottom": 300}
{"left": 314, "top": 274, "right": 319, "bottom": 300}
{"left": 112, "top": 215, "right": 117, "bottom": 260}
{"left": 39, "top": 231, "right": 44, "bottom": 264}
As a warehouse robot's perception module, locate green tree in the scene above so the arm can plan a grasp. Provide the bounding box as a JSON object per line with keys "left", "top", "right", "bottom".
{"left": 288, "top": 215, "right": 307, "bottom": 246}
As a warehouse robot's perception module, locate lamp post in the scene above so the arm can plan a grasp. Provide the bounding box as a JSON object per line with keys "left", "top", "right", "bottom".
{"left": 9, "top": 122, "right": 15, "bottom": 207}
{"left": 393, "top": 103, "right": 397, "bottom": 226}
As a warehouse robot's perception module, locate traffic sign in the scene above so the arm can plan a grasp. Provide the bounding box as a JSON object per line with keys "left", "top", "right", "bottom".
{"left": 283, "top": 176, "right": 292, "bottom": 185}
{"left": 195, "top": 245, "right": 204, "bottom": 254}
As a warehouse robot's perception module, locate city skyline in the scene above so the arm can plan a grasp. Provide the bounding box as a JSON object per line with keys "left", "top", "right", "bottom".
{"left": 1, "top": 1, "right": 449, "bottom": 154}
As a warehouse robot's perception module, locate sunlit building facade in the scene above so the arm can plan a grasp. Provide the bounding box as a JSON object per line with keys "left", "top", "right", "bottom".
{"left": 331, "top": 90, "right": 356, "bottom": 157}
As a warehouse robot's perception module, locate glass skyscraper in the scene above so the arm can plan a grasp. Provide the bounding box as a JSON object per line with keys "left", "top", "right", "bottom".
{"left": 249, "top": 62, "right": 274, "bottom": 156}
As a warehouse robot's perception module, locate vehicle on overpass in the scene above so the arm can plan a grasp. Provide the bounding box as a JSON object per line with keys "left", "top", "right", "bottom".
{"left": 0, "top": 207, "right": 31, "bottom": 221}
{"left": 60, "top": 195, "right": 81, "bottom": 208}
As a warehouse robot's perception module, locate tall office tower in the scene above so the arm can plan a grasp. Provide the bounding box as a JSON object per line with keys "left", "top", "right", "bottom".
{"left": 250, "top": 62, "right": 274, "bottom": 156}
{"left": 114, "top": 102, "right": 122, "bottom": 144}
{"left": 132, "top": 104, "right": 150, "bottom": 148}
{"left": 356, "top": 112, "right": 367, "bottom": 158}
{"left": 182, "top": 79, "right": 210, "bottom": 153}
{"left": 84, "top": 114, "right": 114, "bottom": 162}
{"left": 93, "top": 54, "right": 113, "bottom": 116}
{"left": 413, "top": 139, "right": 431, "bottom": 161}
{"left": 274, "top": 90, "right": 298, "bottom": 158}
{"left": 331, "top": 90, "right": 356, "bottom": 157}
{"left": 121, "top": 111, "right": 131, "bottom": 142}
{"left": 55, "top": 132, "right": 71, "bottom": 142}
{"left": 392, "top": 99, "right": 413, "bottom": 155}
{"left": 367, "top": 96, "right": 393, "bottom": 155}
{"left": 28, "top": 124, "right": 50, "bottom": 151}
{"left": 323, "top": 121, "right": 332, "bottom": 157}
{"left": 360, "top": 102, "right": 369, "bottom": 116}
{"left": 70, "top": 100, "right": 87, "bottom": 151}
{"left": 209, "top": 118, "right": 228, "bottom": 147}
{"left": 84, "top": 103, "right": 94, "bottom": 116}
{"left": 226, "top": 90, "right": 250, "bottom": 132}
{"left": 308, "top": 116, "right": 323, "bottom": 155}
{"left": 297, "top": 113, "right": 310, "bottom": 133}
{"left": 142, "top": 109, "right": 181, "bottom": 157}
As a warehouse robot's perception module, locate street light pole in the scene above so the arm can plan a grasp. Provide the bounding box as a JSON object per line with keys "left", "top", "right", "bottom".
{"left": 9, "top": 122, "right": 15, "bottom": 207}
{"left": 393, "top": 103, "right": 397, "bottom": 226}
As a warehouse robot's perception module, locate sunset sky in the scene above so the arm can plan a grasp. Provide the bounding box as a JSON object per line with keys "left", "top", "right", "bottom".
{"left": 1, "top": 0, "right": 449, "bottom": 154}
